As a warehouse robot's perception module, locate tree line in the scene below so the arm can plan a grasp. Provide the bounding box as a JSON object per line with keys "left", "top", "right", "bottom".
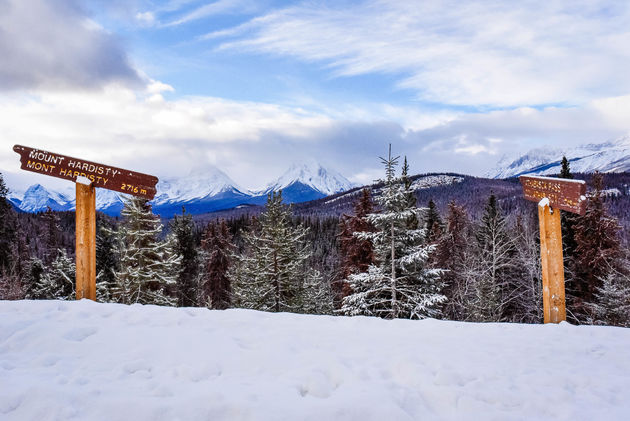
{"left": 1, "top": 153, "right": 628, "bottom": 327}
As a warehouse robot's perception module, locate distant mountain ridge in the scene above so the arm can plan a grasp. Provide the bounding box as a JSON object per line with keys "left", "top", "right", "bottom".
{"left": 487, "top": 135, "right": 630, "bottom": 179}
{"left": 8, "top": 162, "right": 356, "bottom": 217}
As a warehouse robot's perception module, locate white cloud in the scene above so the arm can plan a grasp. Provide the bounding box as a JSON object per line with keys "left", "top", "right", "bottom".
{"left": 208, "top": 0, "right": 630, "bottom": 107}
{"left": 0, "top": 0, "right": 141, "bottom": 91}
{"left": 2, "top": 79, "right": 629, "bottom": 193}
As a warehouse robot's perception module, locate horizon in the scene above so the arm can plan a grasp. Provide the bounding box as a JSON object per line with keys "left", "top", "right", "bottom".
{"left": 1, "top": 1, "right": 630, "bottom": 193}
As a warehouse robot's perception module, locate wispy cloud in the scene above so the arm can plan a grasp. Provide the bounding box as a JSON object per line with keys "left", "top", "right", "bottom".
{"left": 206, "top": 0, "right": 630, "bottom": 107}
{"left": 164, "top": 0, "right": 256, "bottom": 27}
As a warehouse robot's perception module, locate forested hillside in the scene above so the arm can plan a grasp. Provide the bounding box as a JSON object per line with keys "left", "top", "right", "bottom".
{"left": 2, "top": 157, "right": 629, "bottom": 327}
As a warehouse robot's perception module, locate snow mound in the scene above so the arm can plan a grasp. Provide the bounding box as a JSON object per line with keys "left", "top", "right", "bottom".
{"left": 1, "top": 300, "right": 629, "bottom": 421}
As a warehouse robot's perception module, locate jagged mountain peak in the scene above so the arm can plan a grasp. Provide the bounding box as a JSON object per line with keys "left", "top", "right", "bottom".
{"left": 153, "top": 165, "right": 245, "bottom": 205}
{"left": 263, "top": 161, "right": 355, "bottom": 196}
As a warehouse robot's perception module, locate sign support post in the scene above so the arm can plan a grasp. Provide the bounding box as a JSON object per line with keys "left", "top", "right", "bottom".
{"left": 13, "top": 145, "right": 158, "bottom": 302}
{"left": 519, "top": 175, "right": 586, "bottom": 324}
{"left": 75, "top": 178, "right": 96, "bottom": 300}
{"left": 537, "top": 200, "right": 566, "bottom": 323}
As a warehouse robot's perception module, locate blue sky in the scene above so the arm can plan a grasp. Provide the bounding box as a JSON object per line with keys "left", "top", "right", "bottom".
{"left": 1, "top": 0, "right": 630, "bottom": 191}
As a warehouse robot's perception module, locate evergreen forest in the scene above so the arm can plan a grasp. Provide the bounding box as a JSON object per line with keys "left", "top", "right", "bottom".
{"left": 1, "top": 153, "right": 629, "bottom": 327}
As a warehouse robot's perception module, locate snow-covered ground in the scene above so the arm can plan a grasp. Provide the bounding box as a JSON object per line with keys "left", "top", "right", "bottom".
{"left": 1, "top": 300, "right": 629, "bottom": 421}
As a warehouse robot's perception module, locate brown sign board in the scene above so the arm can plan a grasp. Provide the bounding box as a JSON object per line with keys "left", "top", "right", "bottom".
{"left": 13, "top": 144, "right": 158, "bottom": 200}
{"left": 519, "top": 175, "right": 586, "bottom": 215}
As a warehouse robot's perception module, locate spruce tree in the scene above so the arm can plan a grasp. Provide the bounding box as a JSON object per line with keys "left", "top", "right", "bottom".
{"left": 34, "top": 249, "right": 76, "bottom": 300}
{"left": 571, "top": 172, "right": 621, "bottom": 319}
{"left": 230, "top": 191, "right": 328, "bottom": 313}
{"left": 435, "top": 201, "right": 475, "bottom": 320}
{"left": 170, "top": 208, "right": 200, "bottom": 307}
{"left": 425, "top": 199, "right": 444, "bottom": 244}
{"left": 111, "top": 197, "right": 180, "bottom": 306}
{"left": 337, "top": 188, "right": 376, "bottom": 303}
{"left": 341, "top": 147, "right": 445, "bottom": 319}
{"left": 558, "top": 156, "right": 578, "bottom": 263}
{"left": 471, "top": 194, "right": 516, "bottom": 322}
{"left": 591, "top": 266, "right": 630, "bottom": 327}
{"left": 0, "top": 172, "right": 16, "bottom": 274}
{"left": 96, "top": 218, "right": 119, "bottom": 302}
{"left": 200, "top": 220, "right": 234, "bottom": 309}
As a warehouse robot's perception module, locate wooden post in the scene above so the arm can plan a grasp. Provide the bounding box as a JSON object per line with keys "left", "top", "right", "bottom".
{"left": 538, "top": 201, "right": 566, "bottom": 323}
{"left": 76, "top": 180, "right": 96, "bottom": 300}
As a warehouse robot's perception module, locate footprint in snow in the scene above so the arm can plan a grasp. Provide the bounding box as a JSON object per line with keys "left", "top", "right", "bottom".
{"left": 63, "top": 327, "right": 98, "bottom": 342}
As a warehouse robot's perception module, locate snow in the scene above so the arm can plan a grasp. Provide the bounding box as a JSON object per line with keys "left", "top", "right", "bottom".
{"left": 488, "top": 134, "right": 630, "bottom": 178}
{"left": 262, "top": 161, "right": 355, "bottom": 196}
{"left": 2, "top": 300, "right": 629, "bottom": 421}
{"left": 411, "top": 175, "right": 464, "bottom": 190}
{"left": 152, "top": 167, "right": 245, "bottom": 205}
{"left": 75, "top": 176, "right": 91, "bottom": 185}
{"left": 538, "top": 197, "right": 550, "bottom": 207}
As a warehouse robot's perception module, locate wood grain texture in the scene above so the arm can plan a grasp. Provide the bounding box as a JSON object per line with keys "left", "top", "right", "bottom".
{"left": 538, "top": 202, "right": 566, "bottom": 323}
{"left": 76, "top": 182, "right": 96, "bottom": 301}
{"left": 13, "top": 144, "right": 158, "bottom": 199}
{"left": 520, "top": 175, "right": 586, "bottom": 215}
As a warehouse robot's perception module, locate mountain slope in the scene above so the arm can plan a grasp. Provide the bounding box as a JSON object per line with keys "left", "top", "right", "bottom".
{"left": 256, "top": 162, "right": 355, "bottom": 203}
{"left": 8, "top": 162, "right": 355, "bottom": 216}
{"left": 488, "top": 135, "right": 630, "bottom": 178}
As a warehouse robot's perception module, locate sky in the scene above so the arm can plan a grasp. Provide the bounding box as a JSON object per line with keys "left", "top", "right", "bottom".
{"left": 1, "top": 0, "right": 630, "bottom": 193}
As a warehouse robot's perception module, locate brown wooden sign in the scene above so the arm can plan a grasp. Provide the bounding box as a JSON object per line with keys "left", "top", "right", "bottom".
{"left": 519, "top": 175, "right": 586, "bottom": 215}
{"left": 519, "top": 174, "right": 590, "bottom": 324}
{"left": 13, "top": 144, "right": 158, "bottom": 200}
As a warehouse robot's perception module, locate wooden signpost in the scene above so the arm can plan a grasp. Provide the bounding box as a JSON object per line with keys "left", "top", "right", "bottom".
{"left": 13, "top": 145, "right": 158, "bottom": 301}
{"left": 519, "top": 175, "right": 587, "bottom": 323}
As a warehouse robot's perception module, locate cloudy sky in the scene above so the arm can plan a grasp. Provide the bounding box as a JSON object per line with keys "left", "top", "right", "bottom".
{"left": 1, "top": 0, "right": 630, "bottom": 192}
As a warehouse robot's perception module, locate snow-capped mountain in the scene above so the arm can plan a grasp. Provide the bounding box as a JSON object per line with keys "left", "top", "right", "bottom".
{"left": 151, "top": 168, "right": 251, "bottom": 217}
{"left": 257, "top": 162, "right": 355, "bottom": 203}
{"left": 487, "top": 135, "right": 630, "bottom": 179}
{"left": 8, "top": 162, "right": 355, "bottom": 216}
{"left": 13, "top": 184, "right": 74, "bottom": 212}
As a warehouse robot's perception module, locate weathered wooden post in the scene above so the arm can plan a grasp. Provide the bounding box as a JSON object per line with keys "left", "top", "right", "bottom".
{"left": 75, "top": 177, "right": 96, "bottom": 300}
{"left": 13, "top": 145, "right": 158, "bottom": 301}
{"left": 519, "top": 175, "right": 587, "bottom": 323}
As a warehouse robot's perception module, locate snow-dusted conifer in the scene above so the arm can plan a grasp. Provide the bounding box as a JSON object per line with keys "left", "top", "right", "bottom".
{"left": 337, "top": 188, "right": 376, "bottom": 303}
{"left": 111, "top": 197, "right": 180, "bottom": 306}
{"left": 341, "top": 147, "right": 446, "bottom": 319}
{"left": 231, "top": 191, "right": 328, "bottom": 313}
{"left": 470, "top": 195, "right": 516, "bottom": 322}
{"left": 200, "top": 220, "right": 234, "bottom": 309}
{"left": 34, "top": 249, "right": 75, "bottom": 300}
{"left": 170, "top": 208, "right": 200, "bottom": 307}
{"left": 591, "top": 267, "right": 630, "bottom": 327}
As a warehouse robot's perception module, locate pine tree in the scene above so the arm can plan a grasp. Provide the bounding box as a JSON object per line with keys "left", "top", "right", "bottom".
{"left": 34, "top": 249, "right": 76, "bottom": 300}
{"left": 341, "top": 147, "right": 445, "bottom": 319}
{"left": 170, "top": 208, "right": 200, "bottom": 307}
{"left": 111, "top": 197, "right": 180, "bottom": 306}
{"left": 336, "top": 188, "right": 376, "bottom": 304}
{"left": 471, "top": 194, "right": 516, "bottom": 322}
{"left": 571, "top": 172, "right": 621, "bottom": 319}
{"left": 200, "top": 220, "right": 234, "bottom": 309}
{"left": 230, "top": 191, "right": 328, "bottom": 313}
